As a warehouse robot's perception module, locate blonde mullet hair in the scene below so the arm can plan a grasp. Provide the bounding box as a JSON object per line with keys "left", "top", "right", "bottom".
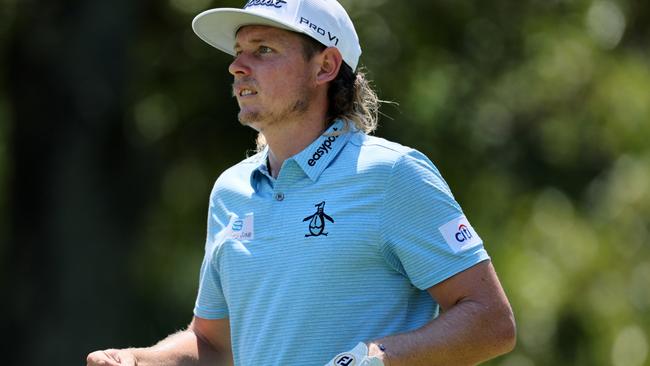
{"left": 332, "top": 66, "right": 380, "bottom": 135}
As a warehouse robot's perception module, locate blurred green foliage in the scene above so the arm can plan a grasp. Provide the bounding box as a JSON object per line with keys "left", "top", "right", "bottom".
{"left": 2, "top": 0, "right": 649, "bottom": 365}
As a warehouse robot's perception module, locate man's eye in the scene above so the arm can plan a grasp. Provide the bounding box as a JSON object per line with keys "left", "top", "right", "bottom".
{"left": 258, "top": 46, "right": 272, "bottom": 54}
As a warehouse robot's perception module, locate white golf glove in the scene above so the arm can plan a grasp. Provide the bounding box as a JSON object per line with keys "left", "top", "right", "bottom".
{"left": 324, "top": 342, "right": 384, "bottom": 366}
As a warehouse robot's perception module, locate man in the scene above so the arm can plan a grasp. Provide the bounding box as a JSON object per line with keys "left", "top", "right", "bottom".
{"left": 87, "top": 0, "right": 516, "bottom": 365}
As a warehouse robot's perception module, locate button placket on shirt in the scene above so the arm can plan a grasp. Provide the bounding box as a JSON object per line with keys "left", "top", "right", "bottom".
{"left": 272, "top": 159, "right": 306, "bottom": 203}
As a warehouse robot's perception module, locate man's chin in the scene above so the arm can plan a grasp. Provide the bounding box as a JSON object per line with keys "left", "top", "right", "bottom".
{"left": 238, "top": 111, "right": 263, "bottom": 129}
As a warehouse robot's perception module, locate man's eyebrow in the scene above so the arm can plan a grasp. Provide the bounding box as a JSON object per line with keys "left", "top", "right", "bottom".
{"left": 233, "top": 38, "right": 267, "bottom": 51}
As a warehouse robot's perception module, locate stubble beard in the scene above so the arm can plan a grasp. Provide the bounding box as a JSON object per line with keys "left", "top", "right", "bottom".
{"left": 237, "top": 97, "right": 309, "bottom": 129}
{"left": 238, "top": 98, "right": 310, "bottom": 131}
{"left": 235, "top": 79, "right": 313, "bottom": 130}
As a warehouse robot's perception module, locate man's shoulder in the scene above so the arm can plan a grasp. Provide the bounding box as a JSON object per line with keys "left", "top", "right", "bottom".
{"left": 348, "top": 133, "right": 425, "bottom": 166}
{"left": 354, "top": 133, "right": 411, "bottom": 152}
{"left": 341, "top": 133, "right": 442, "bottom": 184}
{"left": 212, "top": 151, "right": 264, "bottom": 189}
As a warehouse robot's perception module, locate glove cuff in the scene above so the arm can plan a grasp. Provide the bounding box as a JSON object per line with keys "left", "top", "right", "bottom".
{"left": 331, "top": 342, "right": 384, "bottom": 366}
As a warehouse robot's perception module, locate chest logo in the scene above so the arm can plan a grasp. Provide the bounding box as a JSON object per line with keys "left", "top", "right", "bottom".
{"left": 302, "top": 201, "right": 334, "bottom": 237}
{"left": 225, "top": 214, "right": 254, "bottom": 240}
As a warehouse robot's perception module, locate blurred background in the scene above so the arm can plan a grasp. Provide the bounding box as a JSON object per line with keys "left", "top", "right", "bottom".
{"left": 1, "top": 0, "right": 649, "bottom": 365}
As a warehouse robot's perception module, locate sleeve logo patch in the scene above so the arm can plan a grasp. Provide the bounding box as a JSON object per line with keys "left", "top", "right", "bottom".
{"left": 225, "top": 213, "right": 254, "bottom": 240}
{"left": 438, "top": 215, "right": 482, "bottom": 253}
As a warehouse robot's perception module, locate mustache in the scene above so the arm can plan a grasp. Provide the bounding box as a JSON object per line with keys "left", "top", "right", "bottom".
{"left": 232, "top": 78, "right": 258, "bottom": 97}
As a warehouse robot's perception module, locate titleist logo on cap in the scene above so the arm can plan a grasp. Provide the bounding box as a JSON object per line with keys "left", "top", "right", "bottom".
{"left": 244, "top": 0, "right": 287, "bottom": 8}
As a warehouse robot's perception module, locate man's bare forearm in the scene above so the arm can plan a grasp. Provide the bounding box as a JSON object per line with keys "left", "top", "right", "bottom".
{"left": 129, "top": 328, "right": 229, "bottom": 366}
{"left": 366, "top": 261, "right": 517, "bottom": 365}
{"left": 87, "top": 317, "right": 232, "bottom": 366}
{"left": 369, "top": 298, "right": 516, "bottom": 366}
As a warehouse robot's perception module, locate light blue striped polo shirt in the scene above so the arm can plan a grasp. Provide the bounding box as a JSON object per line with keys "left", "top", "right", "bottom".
{"left": 194, "top": 120, "right": 489, "bottom": 366}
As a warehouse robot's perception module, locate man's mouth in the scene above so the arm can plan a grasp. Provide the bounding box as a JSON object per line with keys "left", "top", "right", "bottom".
{"left": 233, "top": 80, "right": 259, "bottom": 98}
{"left": 239, "top": 89, "right": 257, "bottom": 97}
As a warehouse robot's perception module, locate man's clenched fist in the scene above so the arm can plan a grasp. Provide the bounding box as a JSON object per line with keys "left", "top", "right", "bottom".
{"left": 86, "top": 349, "right": 137, "bottom": 366}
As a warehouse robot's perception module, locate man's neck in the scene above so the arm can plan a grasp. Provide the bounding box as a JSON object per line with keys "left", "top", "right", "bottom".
{"left": 262, "top": 114, "right": 328, "bottom": 179}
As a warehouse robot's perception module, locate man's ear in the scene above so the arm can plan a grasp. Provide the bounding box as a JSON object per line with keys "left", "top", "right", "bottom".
{"left": 315, "top": 47, "right": 343, "bottom": 85}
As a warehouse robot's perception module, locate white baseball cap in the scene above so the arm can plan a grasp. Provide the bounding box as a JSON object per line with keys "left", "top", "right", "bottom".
{"left": 192, "top": 0, "right": 362, "bottom": 71}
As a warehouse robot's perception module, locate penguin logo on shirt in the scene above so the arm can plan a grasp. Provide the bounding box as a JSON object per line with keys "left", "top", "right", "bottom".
{"left": 303, "top": 201, "right": 334, "bottom": 237}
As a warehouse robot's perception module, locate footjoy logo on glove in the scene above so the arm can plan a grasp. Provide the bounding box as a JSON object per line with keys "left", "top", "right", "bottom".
{"left": 334, "top": 354, "right": 356, "bottom": 366}
{"left": 244, "top": 0, "right": 287, "bottom": 9}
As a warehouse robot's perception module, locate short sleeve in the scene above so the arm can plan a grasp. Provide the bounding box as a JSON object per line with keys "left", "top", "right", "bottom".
{"left": 379, "top": 150, "right": 490, "bottom": 290}
{"left": 193, "top": 247, "right": 229, "bottom": 319}
{"left": 193, "top": 187, "right": 229, "bottom": 319}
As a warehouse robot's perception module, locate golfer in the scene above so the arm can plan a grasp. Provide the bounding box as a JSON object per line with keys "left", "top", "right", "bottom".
{"left": 87, "top": 0, "right": 516, "bottom": 365}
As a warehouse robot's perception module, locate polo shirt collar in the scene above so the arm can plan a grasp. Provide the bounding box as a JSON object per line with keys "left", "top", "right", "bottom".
{"left": 249, "top": 146, "right": 271, "bottom": 191}
{"left": 249, "top": 120, "right": 354, "bottom": 188}
{"left": 293, "top": 119, "right": 353, "bottom": 181}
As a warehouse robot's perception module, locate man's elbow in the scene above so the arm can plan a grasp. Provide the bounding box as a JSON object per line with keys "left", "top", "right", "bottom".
{"left": 493, "top": 307, "right": 517, "bottom": 355}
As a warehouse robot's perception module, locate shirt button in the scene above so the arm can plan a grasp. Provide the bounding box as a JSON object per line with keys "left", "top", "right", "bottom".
{"left": 274, "top": 192, "right": 285, "bottom": 201}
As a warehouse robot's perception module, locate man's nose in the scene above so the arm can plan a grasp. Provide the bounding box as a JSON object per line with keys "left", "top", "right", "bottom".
{"left": 229, "top": 54, "right": 251, "bottom": 76}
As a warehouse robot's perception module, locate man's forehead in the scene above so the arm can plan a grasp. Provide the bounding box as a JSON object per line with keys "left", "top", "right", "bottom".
{"left": 234, "top": 25, "right": 296, "bottom": 47}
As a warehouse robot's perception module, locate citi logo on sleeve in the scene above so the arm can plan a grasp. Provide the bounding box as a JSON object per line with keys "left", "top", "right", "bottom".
{"left": 438, "top": 215, "right": 482, "bottom": 253}
{"left": 244, "top": 0, "right": 287, "bottom": 9}
{"left": 455, "top": 224, "right": 474, "bottom": 242}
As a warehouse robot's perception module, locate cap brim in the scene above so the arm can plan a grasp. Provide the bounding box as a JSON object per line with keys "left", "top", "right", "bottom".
{"left": 192, "top": 8, "right": 303, "bottom": 57}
